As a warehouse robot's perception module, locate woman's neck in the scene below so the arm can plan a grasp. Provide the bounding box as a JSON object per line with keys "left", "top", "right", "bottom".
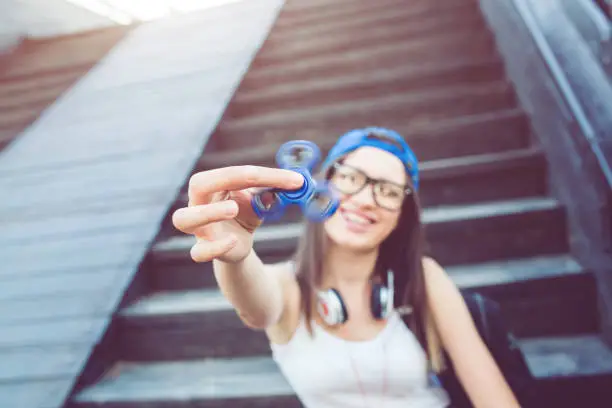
{"left": 321, "top": 244, "right": 379, "bottom": 291}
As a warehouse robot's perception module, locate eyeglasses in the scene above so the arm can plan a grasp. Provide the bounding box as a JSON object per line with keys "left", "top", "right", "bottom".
{"left": 329, "top": 163, "right": 412, "bottom": 211}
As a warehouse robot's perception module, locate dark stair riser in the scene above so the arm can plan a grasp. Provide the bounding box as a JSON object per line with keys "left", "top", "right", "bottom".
{"left": 148, "top": 252, "right": 289, "bottom": 292}
{"left": 210, "top": 109, "right": 531, "bottom": 162}
{"left": 118, "top": 308, "right": 271, "bottom": 361}
{"left": 531, "top": 374, "right": 612, "bottom": 408}
{"left": 257, "top": 10, "right": 487, "bottom": 65}
{"left": 229, "top": 60, "right": 506, "bottom": 118}
{"left": 119, "top": 272, "right": 595, "bottom": 362}
{"left": 466, "top": 272, "right": 599, "bottom": 337}
{"left": 421, "top": 204, "right": 569, "bottom": 265}
{"left": 502, "top": 289, "right": 599, "bottom": 338}
{"left": 151, "top": 203, "right": 569, "bottom": 291}
{"left": 167, "top": 149, "right": 549, "bottom": 235}
{"left": 243, "top": 34, "right": 497, "bottom": 90}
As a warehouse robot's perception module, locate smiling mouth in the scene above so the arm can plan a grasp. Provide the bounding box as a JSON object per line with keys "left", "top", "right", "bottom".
{"left": 339, "top": 208, "right": 376, "bottom": 227}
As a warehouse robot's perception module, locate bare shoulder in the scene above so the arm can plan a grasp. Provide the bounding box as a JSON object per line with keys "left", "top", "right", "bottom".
{"left": 421, "top": 256, "right": 469, "bottom": 332}
{"left": 421, "top": 256, "right": 479, "bottom": 350}
{"left": 422, "top": 256, "right": 455, "bottom": 293}
{"left": 264, "top": 260, "right": 302, "bottom": 344}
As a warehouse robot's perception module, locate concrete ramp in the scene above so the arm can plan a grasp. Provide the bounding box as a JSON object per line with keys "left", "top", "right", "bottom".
{"left": 0, "top": 1, "right": 283, "bottom": 407}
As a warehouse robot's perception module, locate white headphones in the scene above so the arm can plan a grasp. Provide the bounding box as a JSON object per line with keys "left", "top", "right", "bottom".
{"left": 316, "top": 270, "right": 395, "bottom": 326}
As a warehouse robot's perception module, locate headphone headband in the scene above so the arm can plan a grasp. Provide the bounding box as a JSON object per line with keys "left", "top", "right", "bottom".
{"left": 386, "top": 269, "right": 395, "bottom": 317}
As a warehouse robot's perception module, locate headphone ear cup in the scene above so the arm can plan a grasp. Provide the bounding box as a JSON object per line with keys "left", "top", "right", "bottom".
{"left": 371, "top": 283, "right": 393, "bottom": 320}
{"left": 370, "top": 283, "right": 385, "bottom": 319}
{"left": 317, "top": 288, "right": 348, "bottom": 326}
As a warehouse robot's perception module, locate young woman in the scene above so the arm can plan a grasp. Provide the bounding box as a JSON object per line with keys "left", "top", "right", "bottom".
{"left": 172, "top": 128, "right": 520, "bottom": 408}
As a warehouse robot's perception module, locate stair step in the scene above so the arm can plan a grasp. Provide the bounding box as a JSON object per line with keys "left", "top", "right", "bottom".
{"left": 220, "top": 81, "right": 516, "bottom": 139}
{"left": 151, "top": 197, "right": 569, "bottom": 292}
{"left": 71, "top": 356, "right": 300, "bottom": 408}
{"left": 231, "top": 58, "right": 505, "bottom": 118}
{"left": 71, "top": 334, "right": 612, "bottom": 408}
{"left": 120, "top": 254, "right": 595, "bottom": 361}
{"left": 244, "top": 32, "right": 496, "bottom": 90}
{"left": 520, "top": 335, "right": 612, "bottom": 408}
{"left": 212, "top": 108, "right": 530, "bottom": 160}
{"left": 267, "top": 0, "right": 480, "bottom": 47}
{"left": 257, "top": 8, "right": 486, "bottom": 65}
{"left": 175, "top": 148, "right": 548, "bottom": 227}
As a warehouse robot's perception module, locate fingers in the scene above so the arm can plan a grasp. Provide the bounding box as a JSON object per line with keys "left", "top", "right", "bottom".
{"left": 190, "top": 235, "right": 237, "bottom": 263}
{"left": 188, "top": 165, "right": 304, "bottom": 205}
{"left": 173, "top": 200, "right": 239, "bottom": 234}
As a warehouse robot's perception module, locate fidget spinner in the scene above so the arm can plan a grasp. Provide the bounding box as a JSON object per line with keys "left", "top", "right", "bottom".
{"left": 251, "top": 140, "right": 340, "bottom": 222}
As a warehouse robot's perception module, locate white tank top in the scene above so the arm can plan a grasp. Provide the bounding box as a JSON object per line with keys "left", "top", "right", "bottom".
{"left": 270, "top": 311, "right": 451, "bottom": 408}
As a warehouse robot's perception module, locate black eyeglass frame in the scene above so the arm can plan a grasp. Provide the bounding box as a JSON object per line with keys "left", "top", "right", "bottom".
{"left": 329, "top": 162, "right": 413, "bottom": 211}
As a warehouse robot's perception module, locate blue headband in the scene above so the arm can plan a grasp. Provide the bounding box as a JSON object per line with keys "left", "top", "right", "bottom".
{"left": 320, "top": 127, "right": 420, "bottom": 190}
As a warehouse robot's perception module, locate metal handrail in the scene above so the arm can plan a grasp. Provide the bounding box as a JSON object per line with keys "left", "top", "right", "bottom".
{"left": 559, "top": 0, "right": 612, "bottom": 77}
{"left": 516, "top": 0, "right": 612, "bottom": 188}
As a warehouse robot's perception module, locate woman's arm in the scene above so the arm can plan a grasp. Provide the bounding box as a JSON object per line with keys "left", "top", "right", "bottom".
{"left": 213, "top": 249, "right": 285, "bottom": 329}
{"left": 214, "top": 250, "right": 300, "bottom": 339}
{"left": 423, "top": 257, "right": 521, "bottom": 408}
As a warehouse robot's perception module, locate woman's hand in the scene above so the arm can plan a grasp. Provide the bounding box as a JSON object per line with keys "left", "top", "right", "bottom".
{"left": 172, "top": 165, "right": 304, "bottom": 264}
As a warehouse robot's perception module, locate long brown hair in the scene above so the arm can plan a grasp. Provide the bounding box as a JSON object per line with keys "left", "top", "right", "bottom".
{"left": 291, "top": 149, "right": 445, "bottom": 373}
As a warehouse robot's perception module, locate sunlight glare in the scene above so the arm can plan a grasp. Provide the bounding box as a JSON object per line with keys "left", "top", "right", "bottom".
{"left": 65, "top": 0, "right": 244, "bottom": 24}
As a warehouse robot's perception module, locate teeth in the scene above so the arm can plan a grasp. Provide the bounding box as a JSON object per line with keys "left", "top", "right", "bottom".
{"left": 344, "top": 212, "right": 370, "bottom": 225}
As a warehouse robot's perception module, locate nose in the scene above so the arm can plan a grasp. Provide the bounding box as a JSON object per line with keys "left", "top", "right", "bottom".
{"left": 347, "top": 182, "right": 376, "bottom": 208}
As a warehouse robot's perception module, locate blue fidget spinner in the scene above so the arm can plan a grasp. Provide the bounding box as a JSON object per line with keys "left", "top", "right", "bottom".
{"left": 251, "top": 140, "right": 340, "bottom": 223}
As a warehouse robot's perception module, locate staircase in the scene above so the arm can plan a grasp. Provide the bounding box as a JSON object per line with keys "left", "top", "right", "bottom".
{"left": 67, "top": 0, "right": 612, "bottom": 407}
{"left": 0, "top": 26, "right": 132, "bottom": 152}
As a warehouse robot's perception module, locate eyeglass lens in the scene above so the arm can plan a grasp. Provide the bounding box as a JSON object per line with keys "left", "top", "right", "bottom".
{"left": 330, "top": 164, "right": 407, "bottom": 210}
